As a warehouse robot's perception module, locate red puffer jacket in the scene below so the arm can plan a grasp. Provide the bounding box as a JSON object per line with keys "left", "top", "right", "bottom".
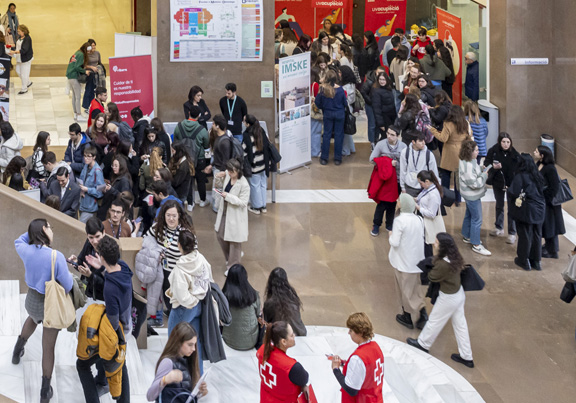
{"left": 367, "top": 156, "right": 399, "bottom": 203}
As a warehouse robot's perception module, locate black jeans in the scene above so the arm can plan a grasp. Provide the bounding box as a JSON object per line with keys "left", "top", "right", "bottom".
{"left": 373, "top": 201, "right": 397, "bottom": 230}
{"left": 162, "top": 269, "right": 172, "bottom": 315}
{"left": 544, "top": 235, "right": 559, "bottom": 254}
{"left": 440, "top": 168, "right": 461, "bottom": 203}
{"left": 516, "top": 222, "right": 542, "bottom": 263}
{"left": 192, "top": 159, "right": 207, "bottom": 202}
{"left": 77, "top": 356, "right": 129, "bottom": 403}
{"left": 493, "top": 186, "right": 516, "bottom": 234}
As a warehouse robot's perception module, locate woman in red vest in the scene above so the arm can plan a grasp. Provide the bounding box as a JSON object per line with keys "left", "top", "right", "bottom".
{"left": 256, "top": 321, "right": 309, "bottom": 402}
{"left": 331, "top": 313, "right": 384, "bottom": 403}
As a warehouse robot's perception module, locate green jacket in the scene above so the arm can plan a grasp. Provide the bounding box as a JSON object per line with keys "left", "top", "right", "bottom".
{"left": 173, "top": 119, "right": 209, "bottom": 162}
{"left": 66, "top": 51, "right": 85, "bottom": 79}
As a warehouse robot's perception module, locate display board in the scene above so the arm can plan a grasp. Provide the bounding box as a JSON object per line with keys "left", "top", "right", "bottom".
{"left": 115, "top": 33, "right": 152, "bottom": 57}
{"left": 170, "top": 0, "right": 263, "bottom": 62}
{"left": 436, "top": 8, "right": 462, "bottom": 105}
{"left": 364, "top": 0, "right": 407, "bottom": 40}
{"left": 0, "top": 57, "right": 10, "bottom": 121}
{"left": 278, "top": 53, "right": 311, "bottom": 173}
{"left": 109, "top": 55, "right": 154, "bottom": 126}
{"left": 274, "top": 0, "right": 353, "bottom": 38}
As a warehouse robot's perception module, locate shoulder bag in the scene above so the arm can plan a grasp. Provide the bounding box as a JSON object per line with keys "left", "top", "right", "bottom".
{"left": 562, "top": 253, "right": 576, "bottom": 283}
{"left": 44, "top": 250, "right": 76, "bottom": 329}
{"left": 344, "top": 107, "right": 357, "bottom": 135}
{"left": 552, "top": 177, "right": 573, "bottom": 206}
{"left": 460, "top": 264, "right": 485, "bottom": 291}
{"left": 423, "top": 209, "right": 446, "bottom": 244}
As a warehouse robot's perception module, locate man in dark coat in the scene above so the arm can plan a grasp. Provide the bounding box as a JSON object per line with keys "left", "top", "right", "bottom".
{"left": 464, "top": 52, "right": 479, "bottom": 101}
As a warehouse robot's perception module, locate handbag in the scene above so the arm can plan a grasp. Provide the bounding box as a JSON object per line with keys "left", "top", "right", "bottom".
{"left": 267, "top": 141, "right": 282, "bottom": 165}
{"left": 560, "top": 282, "right": 576, "bottom": 303}
{"left": 44, "top": 250, "right": 76, "bottom": 329}
{"left": 562, "top": 253, "right": 576, "bottom": 283}
{"left": 77, "top": 70, "right": 88, "bottom": 84}
{"left": 441, "top": 186, "right": 455, "bottom": 207}
{"left": 552, "top": 178, "right": 573, "bottom": 206}
{"left": 423, "top": 211, "right": 446, "bottom": 244}
{"left": 344, "top": 108, "right": 356, "bottom": 135}
{"left": 460, "top": 264, "right": 485, "bottom": 291}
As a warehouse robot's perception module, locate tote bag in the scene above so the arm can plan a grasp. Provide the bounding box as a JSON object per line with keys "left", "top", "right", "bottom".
{"left": 552, "top": 178, "right": 573, "bottom": 206}
{"left": 44, "top": 250, "right": 76, "bottom": 329}
{"left": 460, "top": 264, "right": 485, "bottom": 291}
{"left": 423, "top": 210, "right": 446, "bottom": 244}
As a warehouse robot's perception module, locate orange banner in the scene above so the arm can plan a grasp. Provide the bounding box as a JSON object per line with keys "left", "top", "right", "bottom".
{"left": 436, "top": 8, "right": 462, "bottom": 105}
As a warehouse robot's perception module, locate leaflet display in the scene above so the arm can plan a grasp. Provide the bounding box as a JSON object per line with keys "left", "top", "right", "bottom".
{"left": 170, "top": 0, "right": 263, "bottom": 62}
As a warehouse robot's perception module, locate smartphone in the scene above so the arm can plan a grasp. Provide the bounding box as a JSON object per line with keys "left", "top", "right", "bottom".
{"left": 483, "top": 164, "right": 493, "bottom": 172}
{"left": 493, "top": 160, "right": 500, "bottom": 165}
{"left": 66, "top": 258, "right": 78, "bottom": 269}
{"left": 134, "top": 216, "right": 143, "bottom": 224}
{"left": 214, "top": 188, "right": 223, "bottom": 195}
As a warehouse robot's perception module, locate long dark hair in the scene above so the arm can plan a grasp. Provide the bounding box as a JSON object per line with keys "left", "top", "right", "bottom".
{"left": 425, "top": 44, "right": 436, "bottom": 67}
{"left": 497, "top": 132, "right": 513, "bottom": 150}
{"left": 169, "top": 141, "right": 195, "bottom": 176}
{"left": 296, "top": 34, "right": 312, "bottom": 51}
{"left": 222, "top": 264, "right": 258, "bottom": 308}
{"left": 187, "top": 85, "right": 203, "bottom": 103}
{"left": 403, "top": 93, "right": 421, "bottom": 115}
{"left": 373, "top": 72, "right": 392, "bottom": 90}
{"left": 107, "top": 102, "right": 121, "bottom": 123}
{"left": 110, "top": 156, "right": 132, "bottom": 187}
{"left": 264, "top": 267, "right": 303, "bottom": 319}
{"left": 445, "top": 105, "right": 469, "bottom": 134}
{"left": 153, "top": 199, "right": 194, "bottom": 243}
{"left": 516, "top": 153, "right": 545, "bottom": 186}
{"left": 433, "top": 232, "right": 464, "bottom": 272}
{"left": 340, "top": 65, "right": 356, "bottom": 86}
{"left": 245, "top": 115, "right": 264, "bottom": 152}
{"left": 417, "top": 170, "right": 443, "bottom": 197}
{"left": 34, "top": 131, "right": 50, "bottom": 153}
{"left": 28, "top": 218, "right": 51, "bottom": 248}
{"left": 3, "top": 155, "right": 26, "bottom": 185}
{"left": 156, "top": 322, "right": 200, "bottom": 389}
{"left": 364, "top": 31, "right": 377, "bottom": 49}
{"left": 434, "top": 90, "right": 452, "bottom": 106}
{"left": 537, "top": 145, "right": 555, "bottom": 165}
{"left": 438, "top": 46, "right": 454, "bottom": 74}
{"left": 262, "top": 321, "right": 290, "bottom": 363}
{"left": 8, "top": 172, "right": 25, "bottom": 191}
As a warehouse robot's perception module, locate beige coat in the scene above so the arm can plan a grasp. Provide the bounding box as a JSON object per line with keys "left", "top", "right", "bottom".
{"left": 214, "top": 173, "right": 250, "bottom": 243}
{"left": 431, "top": 121, "right": 472, "bottom": 172}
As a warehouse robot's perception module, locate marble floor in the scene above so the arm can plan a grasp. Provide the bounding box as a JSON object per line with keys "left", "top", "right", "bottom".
{"left": 2, "top": 75, "right": 576, "bottom": 403}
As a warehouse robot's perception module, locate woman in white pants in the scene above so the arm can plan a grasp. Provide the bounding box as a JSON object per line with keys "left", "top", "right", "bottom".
{"left": 406, "top": 232, "right": 474, "bottom": 368}
{"left": 9, "top": 24, "right": 33, "bottom": 94}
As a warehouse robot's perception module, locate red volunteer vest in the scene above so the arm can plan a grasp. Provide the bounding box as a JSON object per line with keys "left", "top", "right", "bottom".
{"left": 257, "top": 345, "right": 301, "bottom": 403}
{"left": 341, "top": 341, "right": 384, "bottom": 403}
{"left": 87, "top": 99, "right": 105, "bottom": 128}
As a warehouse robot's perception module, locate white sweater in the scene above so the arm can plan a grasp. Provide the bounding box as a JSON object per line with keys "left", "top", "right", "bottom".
{"left": 388, "top": 213, "right": 425, "bottom": 273}
{"left": 166, "top": 250, "right": 213, "bottom": 309}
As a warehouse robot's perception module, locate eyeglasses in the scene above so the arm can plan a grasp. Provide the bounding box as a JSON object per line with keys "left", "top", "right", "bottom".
{"left": 165, "top": 214, "right": 179, "bottom": 220}
{"left": 110, "top": 209, "right": 123, "bottom": 215}
{"left": 83, "top": 154, "right": 94, "bottom": 158}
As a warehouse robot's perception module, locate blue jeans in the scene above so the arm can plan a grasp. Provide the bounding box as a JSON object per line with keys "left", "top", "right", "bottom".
{"left": 248, "top": 171, "right": 267, "bottom": 209}
{"left": 168, "top": 304, "right": 203, "bottom": 373}
{"left": 311, "top": 119, "right": 323, "bottom": 157}
{"left": 321, "top": 113, "right": 345, "bottom": 162}
{"left": 462, "top": 198, "right": 482, "bottom": 246}
{"left": 365, "top": 104, "right": 376, "bottom": 143}
{"left": 232, "top": 134, "right": 243, "bottom": 142}
{"left": 392, "top": 89, "right": 402, "bottom": 113}
{"left": 342, "top": 134, "right": 355, "bottom": 156}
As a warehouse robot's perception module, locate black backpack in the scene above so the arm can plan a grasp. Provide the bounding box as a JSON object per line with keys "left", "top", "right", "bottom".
{"left": 404, "top": 146, "right": 431, "bottom": 170}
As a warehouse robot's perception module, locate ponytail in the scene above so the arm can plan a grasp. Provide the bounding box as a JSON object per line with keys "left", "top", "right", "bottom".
{"left": 262, "top": 321, "right": 290, "bottom": 363}
{"left": 245, "top": 114, "right": 264, "bottom": 152}
{"left": 417, "top": 170, "right": 443, "bottom": 198}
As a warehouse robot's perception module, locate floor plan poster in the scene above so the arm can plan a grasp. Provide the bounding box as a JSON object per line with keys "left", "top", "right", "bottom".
{"left": 170, "top": 0, "right": 263, "bottom": 62}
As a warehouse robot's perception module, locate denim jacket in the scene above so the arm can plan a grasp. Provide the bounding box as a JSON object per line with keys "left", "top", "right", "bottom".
{"left": 79, "top": 163, "right": 104, "bottom": 213}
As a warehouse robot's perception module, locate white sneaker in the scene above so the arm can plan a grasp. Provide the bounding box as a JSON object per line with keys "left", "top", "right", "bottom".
{"left": 187, "top": 203, "right": 194, "bottom": 212}
{"left": 248, "top": 207, "right": 261, "bottom": 215}
{"left": 472, "top": 244, "right": 492, "bottom": 256}
{"left": 261, "top": 207, "right": 267, "bottom": 214}
{"left": 224, "top": 269, "right": 229, "bottom": 277}
{"left": 198, "top": 200, "right": 209, "bottom": 207}
{"left": 462, "top": 237, "right": 471, "bottom": 244}
{"left": 506, "top": 234, "right": 517, "bottom": 244}
{"left": 489, "top": 228, "right": 504, "bottom": 237}
{"left": 76, "top": 115, "right": 87, "bottom": 122}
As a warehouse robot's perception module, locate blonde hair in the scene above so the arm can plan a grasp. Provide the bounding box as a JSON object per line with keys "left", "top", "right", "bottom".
{"left": 320, "top": 69, "right": 337, "bottom": 98}
{"left": 464, "top": 100, "right": 481, "bottom": 124}
{"left": 149, "top": 147, "right": 164, "bottom": 175}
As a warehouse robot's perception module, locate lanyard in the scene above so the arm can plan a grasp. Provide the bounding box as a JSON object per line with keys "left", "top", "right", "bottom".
{"left": 227, "top": 96, "right": 237, "bottom": 119}
{"left": 109, "top": 219, "right": 121, "bottom": 239}
{"left": 411, "top": 148, "right": 422, "bottom": 169}
{"left": 163, "top": 226, "right": 179, "bottom": 250}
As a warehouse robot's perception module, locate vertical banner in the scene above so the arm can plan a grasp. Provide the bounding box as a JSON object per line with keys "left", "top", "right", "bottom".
{"left": 0, "top": 57, "right": 10, "bottom": 121}
{"left": 436, "top": 8, "right": 462, "bottom": 105}
{"left": 109, "top": 55, "right": 154, "bottom": 126}
{"left": 275, "top": 1, "right": 353, "bottom": 38}
{"left": 364, "top": 0, "right": 407, "bottom": 40}
{"left": 278, "top": 53, "right": 311, "bottom": 173}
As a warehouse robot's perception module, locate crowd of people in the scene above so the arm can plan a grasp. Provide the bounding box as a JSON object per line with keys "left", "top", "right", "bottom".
{"left": 0, "top": 14, "right": 571, "bottom": 403}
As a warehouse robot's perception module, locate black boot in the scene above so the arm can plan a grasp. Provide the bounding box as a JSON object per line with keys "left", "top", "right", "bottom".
{"left": 396, "top": 311, "right": 413, "bottom": 329}
{"left": 40, "top": 376, "right": 53, "bottom": 403}
{"left": 416, "top": 307, "right": 429, "bottom": 330}
{"left": 12, "top": 335, "right": 27, "bottom": 365}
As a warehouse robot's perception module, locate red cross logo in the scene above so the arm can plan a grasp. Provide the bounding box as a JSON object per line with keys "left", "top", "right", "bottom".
{"left": 374, "top": 358, "right": 384, "bottom": 385}
{"left": 260, "top": 362, "right": 277, "bottom": 388}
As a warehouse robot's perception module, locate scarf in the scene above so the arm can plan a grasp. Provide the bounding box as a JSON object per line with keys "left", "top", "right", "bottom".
{"left": 6, "top": 11, "right": 18, "bottom": 43}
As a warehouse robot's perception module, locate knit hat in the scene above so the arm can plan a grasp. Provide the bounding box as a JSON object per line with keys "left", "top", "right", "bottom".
{"left": 399, "top": 193, "right": 416, "bottom": 214}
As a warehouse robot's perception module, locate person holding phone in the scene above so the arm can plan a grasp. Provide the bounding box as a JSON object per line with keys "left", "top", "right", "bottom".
{"left": 458, "top": 140, "right": 491, "bottom": 256}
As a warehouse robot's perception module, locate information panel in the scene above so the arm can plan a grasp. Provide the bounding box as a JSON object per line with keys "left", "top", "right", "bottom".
{"left": 170, "top": 0, "right": 263, "bottom": 62}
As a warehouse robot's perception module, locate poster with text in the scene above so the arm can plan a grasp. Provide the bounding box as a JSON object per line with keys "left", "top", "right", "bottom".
{"left": 364, "top": 0, "right": 407, "bottom": 40}
{"left": 0, "top": 57, "right": 10, "bottom": 121}
{"left": 275, "top": 0, "right": 353, "bottom": 39}
{"left": 170, "top": 0, "right": 263, "bottom": 62}
{"left": 109, "top": 55, "right": 154, "bottom": 127}
{"left": 436, "top": 8, "right": 462, "bottom": 105}
{"left": 279, "top": 52, "right": 311, "bottom": 173}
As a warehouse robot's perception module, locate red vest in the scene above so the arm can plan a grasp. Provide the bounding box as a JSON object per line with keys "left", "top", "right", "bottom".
{"left": 341, "top": 341, "right": 384, "bottom": 403}
{"left": 257, "top": 345, "right": 301, "bottom": 403}
{"left": 87, "top": 99, "right": 105, "bottom": 128}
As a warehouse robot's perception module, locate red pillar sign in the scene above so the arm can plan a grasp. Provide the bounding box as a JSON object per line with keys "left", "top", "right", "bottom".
{"left": 436, "top": 8, "right": 462, "bottom": 105}
{"left": 109, "top": 55, "right": 154, "bottom": 126}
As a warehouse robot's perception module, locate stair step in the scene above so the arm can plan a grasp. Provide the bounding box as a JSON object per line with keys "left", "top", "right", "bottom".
{"left": 0, "top": 280, "right": 21, "bottom": 336}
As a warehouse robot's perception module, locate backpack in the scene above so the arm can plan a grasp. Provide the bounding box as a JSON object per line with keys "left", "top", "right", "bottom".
{"left": 405, "top": 146, "right": 431, "bottom": 171}
{"left": 177, "top": 121, "right": 203, "bottom": 166}
{"left": 111, "top": 121, "right": 134, "bottom": 144}
{"left": 227, "top": 135, "right": 252, "bottom": 178}
{"left": 416, "top": 110, "right": 434, "bottom": 144}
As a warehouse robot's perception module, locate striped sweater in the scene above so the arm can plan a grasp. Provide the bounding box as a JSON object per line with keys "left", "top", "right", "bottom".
{"left": 458, "top": 159, "right": 488, "bottom": 201}
{"left": 146, "top": 225, "right": 182, "bottom": 272}
{"left": 467, "top": 117, "right": 488, "bottom": 156}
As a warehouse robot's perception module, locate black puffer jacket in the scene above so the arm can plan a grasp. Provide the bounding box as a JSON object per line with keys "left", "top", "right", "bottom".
{"left": 420, "top": 86, "right": 438, "bottom": 107}
{"left": 371, "top": 87, "right": 396, "bottom": 129}
{"left": 507, "top": 172, "right": 545, "bottom": 225}
{"left": 360, "top": 70, "right": 378, "bottom": 107}
{"left": 429, "top": 101, "right": 451, "bottom": 131}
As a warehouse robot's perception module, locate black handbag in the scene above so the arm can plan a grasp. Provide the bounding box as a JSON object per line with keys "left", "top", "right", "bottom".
{"left": 77, "top": 70, "right": 88, "bottom": 84}
{"left": 552, "top": 178, "right": 573, "bottom": 206}
{"left": 344, "top": 108, "right": 356, "bottom": 135}
{"left": 560, "top": 282, "right": 576, "bottom": 303}
{"left": 461, "top": 264, "right": 485, "bottom": 291}
{"left": 267, "top": 141, "right": 282, "bottom": 164}
{"left": 442, "top": 186, "right": 456, "bottom": 207}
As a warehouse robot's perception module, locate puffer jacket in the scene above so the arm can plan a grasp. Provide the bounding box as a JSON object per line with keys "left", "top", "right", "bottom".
{"left": 166, "top": 250, "right": 213, "bottom": 309}
{"left": 135, "top": 235, "right": 164, "bottom": 316}
{"left": 0, "top": 132, "right": 24, "bottom": 172}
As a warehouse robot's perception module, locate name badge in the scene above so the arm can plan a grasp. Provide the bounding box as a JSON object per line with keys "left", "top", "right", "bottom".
{"left": 228, "top": 120, "right": 234, "bottom": 125}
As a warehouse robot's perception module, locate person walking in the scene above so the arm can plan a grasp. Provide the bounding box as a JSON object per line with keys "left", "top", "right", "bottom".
{"left": 9, "top": 24, "right": 33, "bottom": 94}
{"left": 12, "top": 219, "right": 74, "bottom": 403}
{"left": 407, "top": 233, "right": 475, "bottom": 369}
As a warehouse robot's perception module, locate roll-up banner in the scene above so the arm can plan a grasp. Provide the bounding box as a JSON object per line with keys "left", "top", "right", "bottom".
{"left": 364, "top": 0, "right": 407, "bottom": 41}
{"left": 278, "top": 52, "right": 311, "bottom": 173}
{"left": 436, "top": 8, "right": 463, "bottom": 105}
{"left": 109, "top": 55, "right": 154, "bottom": 126}
{"left": 0, "top": 57, "right": 10, "bottom": 121}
